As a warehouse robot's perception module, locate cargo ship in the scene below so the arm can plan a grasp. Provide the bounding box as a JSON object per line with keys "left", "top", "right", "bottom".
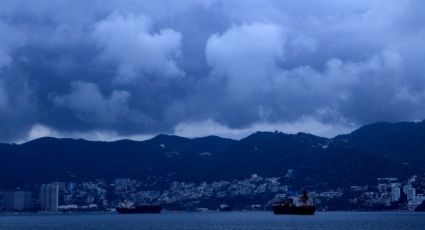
{"left": 116, "top": 202, "right": 161, "bottom": 214}
{"left": 272, "top": 191, "right": 316, "bottom": 215}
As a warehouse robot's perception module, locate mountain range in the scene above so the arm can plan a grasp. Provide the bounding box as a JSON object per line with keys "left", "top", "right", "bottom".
{"left": 1, "top": 121, "right": 425, "bottom": 189}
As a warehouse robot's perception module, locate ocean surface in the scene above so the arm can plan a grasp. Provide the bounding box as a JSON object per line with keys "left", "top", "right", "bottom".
{"left": 1, "top": 211, "right": 424, "bottom": 230}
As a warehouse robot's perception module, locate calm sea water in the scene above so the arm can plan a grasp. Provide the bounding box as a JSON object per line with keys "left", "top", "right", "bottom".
{"left": 1, "top": 211, "right": 424, "bottom": 230}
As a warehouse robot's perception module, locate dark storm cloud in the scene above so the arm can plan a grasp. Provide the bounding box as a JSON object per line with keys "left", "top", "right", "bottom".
{"left": 0, "top": 0, "right": 425, "bottom": 142}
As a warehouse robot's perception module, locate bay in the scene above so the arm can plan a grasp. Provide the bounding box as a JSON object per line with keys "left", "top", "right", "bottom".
{"left": 1, "top": 211, "right": 424, "bottom": 230}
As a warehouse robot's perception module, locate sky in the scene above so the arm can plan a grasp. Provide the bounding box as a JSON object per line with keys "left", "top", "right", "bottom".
{"left": 0, "top": 0, "right": 424, "bottom": 142}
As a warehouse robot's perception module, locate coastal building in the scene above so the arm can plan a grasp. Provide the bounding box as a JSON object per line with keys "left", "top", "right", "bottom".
{"left": 404, "top": 185, "right": 416, "bottom": 201}
{"left": 415, "top": 194, "right": 425, "bottom": 206}
{"left": 4, "top": 191, "right": 32, "bottom": 211}
{"left": 391, "top": 185, "right": 401, "bottom": 202}
{"left": 40, "top": 183, "right": 64, "bottom": 211}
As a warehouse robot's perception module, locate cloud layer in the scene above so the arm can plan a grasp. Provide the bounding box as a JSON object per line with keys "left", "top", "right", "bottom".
{"left": 1, "top": 0, "right": 425, "bottom": 142}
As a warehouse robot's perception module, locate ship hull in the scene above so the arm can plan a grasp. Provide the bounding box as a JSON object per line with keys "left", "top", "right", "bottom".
{"left": 116, "top": 205, "right": 161, "bottom": 214}
{"left": 272, "top": 205, "right": 316, "bottom": 215}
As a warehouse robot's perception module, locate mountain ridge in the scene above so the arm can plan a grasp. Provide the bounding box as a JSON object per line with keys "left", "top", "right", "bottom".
{"left": 1, "top": 121, "right": 425, "bottom": 189}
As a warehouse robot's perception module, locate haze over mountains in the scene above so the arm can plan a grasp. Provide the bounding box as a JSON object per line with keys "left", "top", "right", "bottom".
{"left": 1, "top": 121, "right": 425, "bottom": 189}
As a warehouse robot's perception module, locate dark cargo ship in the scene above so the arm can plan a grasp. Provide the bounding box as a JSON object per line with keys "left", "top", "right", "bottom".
{"left": 116, "top": 204, "right": 161, "bottom": 214}
{"left": 272, "top": 191, "right": 316, "bottom": 215}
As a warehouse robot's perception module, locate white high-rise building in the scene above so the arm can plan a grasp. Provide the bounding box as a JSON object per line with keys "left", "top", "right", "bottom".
{"left": 40, "top": 183, "right": 60, "bottom": 211}
{"left": 391, "top": 186, "right": 401, "bottom": 202}
{"left": 403, "top": 184, "right": 416, "bottom": 201}
{"left": 4, "top": 191, "right": 32, "bottom": 211}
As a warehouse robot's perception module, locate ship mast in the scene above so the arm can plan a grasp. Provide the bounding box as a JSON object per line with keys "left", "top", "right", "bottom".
{"left": 301, "top": 190, "right": 309, "bottom": 207}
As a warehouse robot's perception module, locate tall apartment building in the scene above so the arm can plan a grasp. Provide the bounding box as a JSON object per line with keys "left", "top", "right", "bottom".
{"left": 391, "top": 186, "right": 401, "bottom": 202}
{"left": 4, "top": 191, "right": 32, "bottom": 211}
{"left": 404, "top": 184, "right": 416, "bottom": 201}
{"left": 40, "top": 183, "right": 62, "bottom": 211}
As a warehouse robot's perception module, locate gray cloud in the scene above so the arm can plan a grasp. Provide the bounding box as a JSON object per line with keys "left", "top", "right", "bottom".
{"left": 0, "top": 0, "right": 424, "bottom": 142}
{"left": 53, "top": 81, "right": 145, "bottom": 125}
{"left": 0, "top": 19, "right": 24, "bottom": 70}
{"left": 206, "top": 23, "right": 286, "bottom": 96}
{"left": 93, "top": 13, "right": 184, "bottom": 82}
